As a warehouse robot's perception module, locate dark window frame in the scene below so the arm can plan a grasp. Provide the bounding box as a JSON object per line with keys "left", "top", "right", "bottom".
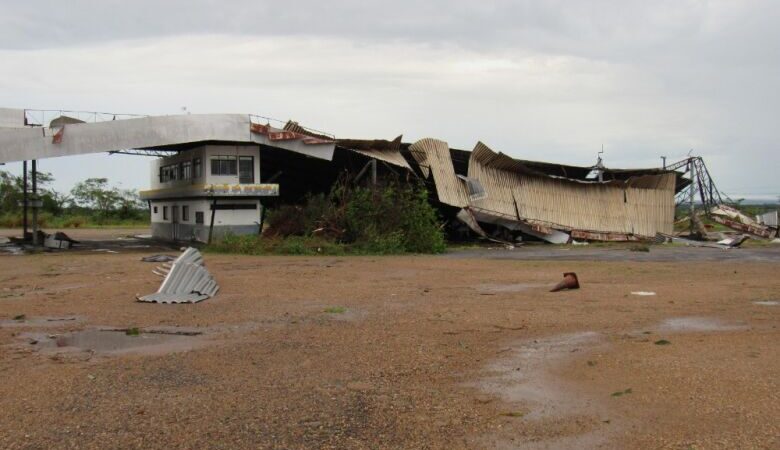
{"left": 195, "top": 211, "right": 205, "bottom": 224}
{"left": 193, "top": 158, "right": 202, "bottom": 179}
{"left": 239, "top": 156, "right": 254, "bottom": 184}
{"left": 210, "top": 155, "right": 238, "bottom": 176}
{"left": 163, "top": 206, "right": 168, "bottom": 220}
{"left": 182, "top": 205, "right": 190, "bottom": 222}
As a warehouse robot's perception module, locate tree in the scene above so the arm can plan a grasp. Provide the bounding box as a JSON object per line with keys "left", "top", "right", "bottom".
{"left": 70, "top": 178, "right": 121, "bottom": 215}
{"left": 0, "top": 169, "right": 57, "bottom": 213}
{"left": 116, "top": 189, "right": 144, "bottom": 218}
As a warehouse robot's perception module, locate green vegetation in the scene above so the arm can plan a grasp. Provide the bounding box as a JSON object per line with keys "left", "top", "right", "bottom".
{"left": 323, "top": 306, "right": 347, "bottom": 314}
{"left": 499, "top": 411, "right": 525, "bottom": 418}
{"left": 208, "top": 179, "right": 446, "bottom": 255}
{"left": 0, "top": 170, "right": 147, "bottom": 228}
{"left": 654, "top": 339, "right": 671, "bottom": 345}
{"left": 125, "top": 327, "right": 141, "bottom": 336}
{"left": 611, "top": 388, "right": 633, "bottom": 397}
{"left": 13, "top": 314, "right": 26, "bottom": 321}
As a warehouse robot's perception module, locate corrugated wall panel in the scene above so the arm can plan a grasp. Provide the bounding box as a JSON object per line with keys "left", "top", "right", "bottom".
{"left": 467, "top": 142, "right": 676, "bottom": 237}
{"left": 409, "top": 138, "right": 469, "bottom": 208}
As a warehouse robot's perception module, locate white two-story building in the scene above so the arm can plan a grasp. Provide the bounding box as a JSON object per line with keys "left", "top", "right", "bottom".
{"left": 139, "top": 144, "right": 279, "bottom": 242}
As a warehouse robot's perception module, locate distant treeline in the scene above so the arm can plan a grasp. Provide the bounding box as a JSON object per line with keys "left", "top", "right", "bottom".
{"left": 0, "top": 170, "right": 147, "bottom": 228}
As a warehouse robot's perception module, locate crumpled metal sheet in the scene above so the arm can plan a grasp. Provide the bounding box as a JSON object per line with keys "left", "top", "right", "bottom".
{"left": 137, "top": 247, "right": 219, "bottom": 304}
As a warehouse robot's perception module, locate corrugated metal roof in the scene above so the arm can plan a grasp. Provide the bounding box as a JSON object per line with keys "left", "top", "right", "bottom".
{"left": 137, "top": 247, "right": 219, "bottom": 304}
{"left": 408, "top": 138, "right": 470, "bottom": 208}
{"left": 467, "top": 142, "right": 676, "bottom": 238}
{"left": 337, "top": 135, "right": 412, "bottom": 170}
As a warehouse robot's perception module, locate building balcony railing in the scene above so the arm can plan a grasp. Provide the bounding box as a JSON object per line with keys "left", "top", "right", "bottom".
{"left": 139, "top": 183, "right": 279, "bottom": 201}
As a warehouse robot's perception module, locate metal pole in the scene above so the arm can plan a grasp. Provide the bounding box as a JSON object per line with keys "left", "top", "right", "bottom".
{"left": 661, "top": 156, "right": 667, "bottom": 169}
{"left": 689, "top": 158, "right": 696, "bottom": 235}
{"left": 31, "top": 160, "right": 38, "bottom": 245}
{"left": 22, "top": 161, "right": 28, "bottom": 240}
{"left": 207, "top": 198, "right": 218, "bottom": 244}
{"left": 371, "top": 159, "right": 377, "bottom": 186}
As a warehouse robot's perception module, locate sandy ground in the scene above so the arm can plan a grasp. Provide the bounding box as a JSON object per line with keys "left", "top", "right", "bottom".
{"left": 0, "top": 229, "right": 778, "bottom": 449}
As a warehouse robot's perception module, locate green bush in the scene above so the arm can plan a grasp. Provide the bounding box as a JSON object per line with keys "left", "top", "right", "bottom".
{"left": 207, "top": 233, "right": 346, "bottom": 256}
{"left": 210, "top": 179, "right": 446, "bottom": 255}
{"left": 264, "top": 194, "right": 330, "bottom": 237}
{"left": 338, "top": 182, "right": 445, "bottom": 253}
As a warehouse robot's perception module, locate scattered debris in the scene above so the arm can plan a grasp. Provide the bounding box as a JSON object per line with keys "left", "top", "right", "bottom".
{"left": 715, "top": 235, "right": 750, "bottom": 247}
{"left": 550, "top": 272, "right": 579, "bottom": 292}
{"left": 92, "top": 249, "right": 119, "bottom": 254}
{"left": 141, "top": 254, "right": 177, "bottom": 263}
{"left": 710, "top": 205, "right": 777, "bottom": 239}
{"left": 137, "top": 247, "right": 219, "bottom": 304}
{"left": 657, "top": 233, "right": 748, "bottom": 249}
{"left": 631, "top": 291, "right": 656, "bottom": 296}
{"left": 753, "top": 300, "right": 778, "bottom": 306}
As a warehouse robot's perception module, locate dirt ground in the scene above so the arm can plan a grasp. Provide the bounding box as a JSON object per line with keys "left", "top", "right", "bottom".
{"left": 1, "top": 228, "right": 778, "bottom": 449}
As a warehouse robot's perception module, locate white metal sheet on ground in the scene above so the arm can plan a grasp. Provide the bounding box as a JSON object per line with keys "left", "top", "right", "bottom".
{"left": 137, "top": 247, "right": 219, "bottom": 304}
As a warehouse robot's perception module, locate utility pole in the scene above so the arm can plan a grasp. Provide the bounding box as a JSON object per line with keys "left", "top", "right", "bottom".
{"left": 22, "top": 161, "right": 28, "bottom": 240}
{"left": 661, "top": 156, "right": 667, "bottom": 169}
{"left": 689, "top": 157, "right": 696, "bottom": 235}
{"left": 596, "top": 145, "right": 605, "bottom": 182}
{"left": 31, "top": 160, "right": 39, "bottom": 245}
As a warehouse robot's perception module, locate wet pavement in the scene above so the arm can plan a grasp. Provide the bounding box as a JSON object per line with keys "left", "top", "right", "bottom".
{"left": 448, "top": 244, "right": 780, "bottom": 262}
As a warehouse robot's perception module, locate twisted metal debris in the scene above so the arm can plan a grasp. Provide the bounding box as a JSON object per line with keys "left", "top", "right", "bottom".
{"left": 137, "top": 247, "right": 219, "bottom": 304}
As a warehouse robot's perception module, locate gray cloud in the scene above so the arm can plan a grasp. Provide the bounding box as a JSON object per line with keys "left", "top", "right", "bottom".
{"left": 0, "top": 0, "right": 777, "bottom": 198}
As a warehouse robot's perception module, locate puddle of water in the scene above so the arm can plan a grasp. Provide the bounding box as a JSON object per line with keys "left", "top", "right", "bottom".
{"left": 477, "top": 332, "right": 602, "bottom": 418}
{"left": 753, "top": 300, "right": 779, "bottom": 306}
{"left": 477, "top": 283, "right": 544, "bottom": 293}
{"left": 22, "top": 328, "right": 203, "bottom": 356}
{"left": 0, "top": 316, "right": 83, "bottom": 328}
{"left": 659, "top": 317, "right": 746, "bottom": 332}
{"left": 472, "top": 332, "right": 611, "bottom": 449}
{"left": 0, "top": 244, "right": 26, "bottom": 255}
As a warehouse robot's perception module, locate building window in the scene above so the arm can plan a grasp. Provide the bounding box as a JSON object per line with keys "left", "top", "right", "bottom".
{"left": 239, "top": 156, "right": 254, "bottom": 184}
{"left": 182, "top": 205, "right": 190, "bottom": 222}
{"left": 153, "top": 206, "right": 158, "bottom": 214}
{"left": 210, "top": 155, "right": 237, "bottom": 176}
{"left": 193, "top": 158, "right": 202, "bottom": 178}
{"left": 195, "top": 211, "right": 204, "bottom": 224}
{"left": 159, "top": 164, "right": 180, "bottom": 183}
{"left": 181, "top": 161, "right": 192, "bottom": 180}
{"left": 163, "top": 206, "right": 168, "bottom": 220}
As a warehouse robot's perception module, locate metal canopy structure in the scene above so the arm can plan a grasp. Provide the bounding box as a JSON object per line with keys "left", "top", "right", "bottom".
{"left": 0, "top": 113, "right": 336, "bottom": 164}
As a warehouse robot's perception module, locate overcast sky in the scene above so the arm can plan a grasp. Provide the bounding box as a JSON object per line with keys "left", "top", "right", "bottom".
{"left": 1, "top": 0, "right": 778, "bottom": 200}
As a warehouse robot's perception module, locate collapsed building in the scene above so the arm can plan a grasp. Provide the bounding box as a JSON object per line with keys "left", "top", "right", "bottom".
{"left": 6, "top": 108, "right": 767, "bottom": 244}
